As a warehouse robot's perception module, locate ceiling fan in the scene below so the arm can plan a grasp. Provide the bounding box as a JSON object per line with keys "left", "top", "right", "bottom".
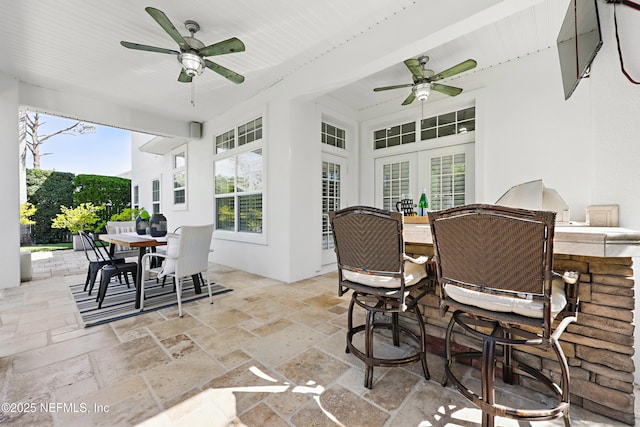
{"left": 120, "top": 7, "right": 245, "bottom": 84}
{"left": 374, "top": 56, "right": 477, "bottom": 105}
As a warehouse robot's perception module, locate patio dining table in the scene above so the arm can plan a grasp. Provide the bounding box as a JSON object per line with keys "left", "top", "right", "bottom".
{"left": 98, "top": 232, "right": 178, "bottom": 309}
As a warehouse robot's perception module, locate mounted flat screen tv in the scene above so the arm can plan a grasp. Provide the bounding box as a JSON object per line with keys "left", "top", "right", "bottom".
{"left": 557, "top": 0, "right": 603, "bottom": 100}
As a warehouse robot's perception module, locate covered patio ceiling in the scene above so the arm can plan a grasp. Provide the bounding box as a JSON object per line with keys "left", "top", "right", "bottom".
{"left": 0, "top": 0, "right": 568, "bottom": 126}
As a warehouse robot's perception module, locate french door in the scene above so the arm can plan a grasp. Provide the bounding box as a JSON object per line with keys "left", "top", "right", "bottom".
{"left": 374, "top": 143, "right": 474, "bottom": 210}
{"left": 321, "top": 153, "right": 347, "bottom": 265}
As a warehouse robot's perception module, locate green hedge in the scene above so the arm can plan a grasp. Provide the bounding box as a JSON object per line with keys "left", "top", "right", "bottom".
{"left": 26, "top": 170, "right": 131, "bottom": 244}
{"left": 26, "top": 169, "right": 75, "bottom": 243}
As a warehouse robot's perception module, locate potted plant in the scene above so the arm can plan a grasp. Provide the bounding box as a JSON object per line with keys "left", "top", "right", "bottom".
{"left": 52, "top": 203, "right": 104, "bottom": 251}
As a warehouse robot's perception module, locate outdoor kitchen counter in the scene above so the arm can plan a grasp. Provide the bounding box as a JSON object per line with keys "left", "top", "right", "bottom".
{"left": 404, "top": 222, "right": 640, "bottom": 424}
{"left": 404, "top": 222, "right": 640, "bottom": 257}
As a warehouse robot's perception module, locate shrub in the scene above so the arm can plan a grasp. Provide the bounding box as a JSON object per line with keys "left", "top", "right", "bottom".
{"left": 20, "top": 202, "right": 37, "bottom": 225}
{"left": 51, "top": 203, "right": 104, "bottom": 234}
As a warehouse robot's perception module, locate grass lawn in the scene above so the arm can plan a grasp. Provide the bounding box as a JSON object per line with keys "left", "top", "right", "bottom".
{"left": 21, "top": 243, "right": 73, "bottom": 252}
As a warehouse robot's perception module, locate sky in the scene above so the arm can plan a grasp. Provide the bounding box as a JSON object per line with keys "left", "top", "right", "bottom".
{"left": 26, "top": 113, "right": 132, "bottom": 177}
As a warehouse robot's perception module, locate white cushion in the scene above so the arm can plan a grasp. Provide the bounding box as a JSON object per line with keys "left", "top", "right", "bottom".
{"left": 158, "top": 235, "right": 180, "bottom": 277}
{"left": 342, "top": 255, "right": 428, "bottom": 289}
{"left": 444, "top": 279, "right": 567, "bottom": 319}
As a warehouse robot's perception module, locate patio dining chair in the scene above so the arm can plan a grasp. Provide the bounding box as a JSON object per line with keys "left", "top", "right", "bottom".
{"left": 105, "top": 220, "right": 138, "bottom": 259}
{"left": 329, "top": 206, "right": 433, "bottom": 389}
{"left": 79, "top": 230, "right": 128, "bottom": 295}
{"left": 140, "top": 224, "right": 215, "bottom": 317}
{"left": 78, "top": 231, "right": 138, "bottom": 309}
{"left": 428, "top": 204, "right": 580, "bottom": 427}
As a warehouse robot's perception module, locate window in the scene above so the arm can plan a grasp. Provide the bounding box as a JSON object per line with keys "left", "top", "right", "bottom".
{"left": 214, "top": 116, "right": 264, "bottom": 236}
{"left": 322, "top": 122, "right": 346, "bottom": 149}
{"left": 322, "top": 161, "right": 342, "bottom": 250}
{"left": 133, "top": 185, "right": 139, "bottom": 210}
{"left": 373, "top": 121, "right": 416, "bottom": 150}
{"left": 430, "top": 153, "right": 467, "bottom": 210}
{"left": 151, "top": 179, "right": 161, "bottom": 213}
{"left": 421, "top": 107, "right": 475, "bottom": 141}
{"left": 173, "top": 150, "right": 187, "bottom": 207}
{"left": 215, "top": 130, "right": 235, "bottom": 154}
{"left": 238, "top": 117, "right": 263, "bottom": 146}
{"left": 382, "top": 161, "right": 411, "bottom": 211}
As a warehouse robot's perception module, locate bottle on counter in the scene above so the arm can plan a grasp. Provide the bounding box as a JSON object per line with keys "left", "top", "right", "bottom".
{"left": 418, "top": 189, "right": 428, "bottom": 216}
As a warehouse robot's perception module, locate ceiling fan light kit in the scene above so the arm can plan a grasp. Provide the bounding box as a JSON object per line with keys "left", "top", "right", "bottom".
{"left": 374, "top": 55, "right": 477, "bottom": 106}
{"left": 178, "top": 52, "right": 205, "bottom": 77}
{"left": 120, "top": 7, "right": 245, "bottom": 84}
{"left": 414, "top": 82, "right": 432, "bottom": 101}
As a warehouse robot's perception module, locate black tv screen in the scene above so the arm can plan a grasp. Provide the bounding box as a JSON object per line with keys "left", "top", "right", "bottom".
{"left": 557, "top": 0, "right": 603, "bottom": 100}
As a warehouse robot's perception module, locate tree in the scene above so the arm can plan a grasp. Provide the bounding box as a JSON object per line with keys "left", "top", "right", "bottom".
{"left": 19, "top": 110, "right": 96, "bottom": 169}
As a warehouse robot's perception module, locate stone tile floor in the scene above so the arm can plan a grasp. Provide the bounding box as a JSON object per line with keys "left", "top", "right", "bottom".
{"left": 0, "top": 249, "right": 637, "bottom": 426}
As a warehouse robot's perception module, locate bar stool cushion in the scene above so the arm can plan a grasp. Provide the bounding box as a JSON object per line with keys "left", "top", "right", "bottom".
{"left": 342, "top": 255, "right": 429, "bottom": 289}
{"left": 443, "top": 278, "right": 567, "bottom": 319}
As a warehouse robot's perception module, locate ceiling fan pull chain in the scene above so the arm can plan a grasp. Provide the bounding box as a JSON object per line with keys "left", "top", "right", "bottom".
{"left": 191, "top": 81, "right": 196, "bottom": 107}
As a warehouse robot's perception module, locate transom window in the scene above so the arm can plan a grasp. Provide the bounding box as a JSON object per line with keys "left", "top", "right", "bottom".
{"left": 322, "top": 122, "right": 346, "bottom": 149}
{"left": 421, "top": 107, "right": 475, "bottom": 140}
{"left": 215, "top": 130, "right": 235, "bottom": 154}
{"left": 238, "top": 117, "right": 263, "bottom": 147}
{"left": 216, "top": 117, "right": 263, "bottom": 154}
{"left": 374, "top": 121, "right": 416, "bottom": 150}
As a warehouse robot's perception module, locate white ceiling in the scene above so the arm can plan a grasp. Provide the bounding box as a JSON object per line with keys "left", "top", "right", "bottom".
{"left": 0, "top": 0, "right": 569, "bottom": 126}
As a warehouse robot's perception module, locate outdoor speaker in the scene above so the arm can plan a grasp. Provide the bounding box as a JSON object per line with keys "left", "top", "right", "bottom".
{"left": 190, "top": 121, "right": 202, "bottom": 139}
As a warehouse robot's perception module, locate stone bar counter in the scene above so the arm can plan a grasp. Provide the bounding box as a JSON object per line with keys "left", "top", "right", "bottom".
{"left": 404, "top": 221, "right": 640, "bottom": 425}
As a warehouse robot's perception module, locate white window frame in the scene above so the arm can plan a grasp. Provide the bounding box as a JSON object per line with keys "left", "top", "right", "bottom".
{"left": 151, "top": 178, "right": 161, "bottom": 214}
{"left": 374, "top": 153, "right": 418, "bottom": 211}
{"left": 213, "top": 115, "right": 266, "bottom": 245}
{"left": 172, "top": 146, "right": 187, "bottom": 211}
{"left": 418, "top": 143, "right": 475, "bottom": 209}
{"left": 133, "top": 185, "right": 139, "bottom": 210}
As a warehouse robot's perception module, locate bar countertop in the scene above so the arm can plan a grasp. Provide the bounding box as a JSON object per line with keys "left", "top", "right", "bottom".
{"left": 404, "top": 223, "right": 640, "bottom": 258}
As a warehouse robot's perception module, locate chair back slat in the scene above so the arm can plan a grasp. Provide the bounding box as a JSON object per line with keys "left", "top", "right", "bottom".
{"left": 79, "top": 230, "right": 108, "bottom": 263}
{"left": 330, "top": 207, "right": 403, "bottom": 275}
{"left": 175, "top": 224, "right": 214, "bottom": 277}
{"left": 429, "top": 205, "right": 555, "bottom": 296}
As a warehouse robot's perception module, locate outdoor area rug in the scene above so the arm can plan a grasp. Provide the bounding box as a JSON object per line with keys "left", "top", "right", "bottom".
{"left": 69, "top": 278, "right": 233, "bottom": 327}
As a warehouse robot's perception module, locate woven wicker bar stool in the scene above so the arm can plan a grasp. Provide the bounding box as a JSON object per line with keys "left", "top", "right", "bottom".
{"left": 329, "top": 206, "right": 433, "bottom": 389}
{"left": 429, "top": 204, "right": 580, "bottom": 427}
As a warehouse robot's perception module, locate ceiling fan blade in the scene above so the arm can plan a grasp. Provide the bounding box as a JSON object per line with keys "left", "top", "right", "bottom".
{"left": 120, "top": 41, "right": 179, "bottom": 55}
{"left": 178, "top": 69, "right": 192, "bottom": 83}
{"left": 401, "top": 92, "right": 416, "bottom": 106}
{"left": 373, "top": 83, "right": 413, "bottom": 92}
{"left": 198, "top": 37, "right": 246, "bottom": 57}
{"left": 404, "top": 59, "right": 424, "bottom": 80}
{"left": 431, "top": 59, "right": 477, "bottom": 81}
{"left": 145, "top": 7, "right": 189, "bottom": 50}
{"left": 204, "top": 59, "right": 245, "bottom": 84}
{"left": 432, "top": 83, "right": 463, "bottom": 97}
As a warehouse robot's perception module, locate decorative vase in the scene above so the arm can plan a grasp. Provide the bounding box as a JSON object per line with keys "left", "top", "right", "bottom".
{"left": 149, "top": 213, "right": 167, "bottom": 237}
{"left": 136, "top": 215, "right": 149, "bottom": 235}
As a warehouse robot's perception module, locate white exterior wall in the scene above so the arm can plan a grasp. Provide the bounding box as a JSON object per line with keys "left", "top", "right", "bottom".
{"left": 0, "top": 72, "right": 21, "bottom": 288}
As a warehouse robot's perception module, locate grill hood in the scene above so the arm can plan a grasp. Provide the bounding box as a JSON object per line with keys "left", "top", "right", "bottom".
{"left": 495, "top": 179, "right": 570, "bottom": 223}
